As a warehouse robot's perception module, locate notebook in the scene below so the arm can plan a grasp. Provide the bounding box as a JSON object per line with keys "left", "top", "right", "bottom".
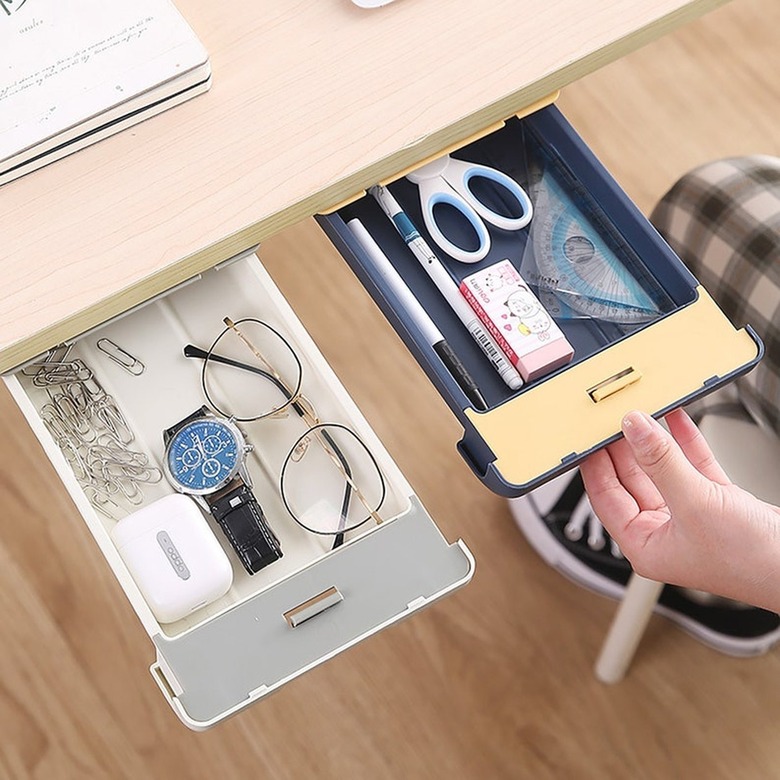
{"left": 0, "top": 0, "right": 211, "bottom": 184}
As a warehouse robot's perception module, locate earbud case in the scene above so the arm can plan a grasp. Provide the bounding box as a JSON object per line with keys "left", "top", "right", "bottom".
{"left": 111, "top": 494, "right": 233, "bottom": 624}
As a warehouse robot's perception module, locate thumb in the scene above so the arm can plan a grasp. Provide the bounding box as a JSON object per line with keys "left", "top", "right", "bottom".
{"left": 621, "top": 410, "right": 708, "bottom": 511}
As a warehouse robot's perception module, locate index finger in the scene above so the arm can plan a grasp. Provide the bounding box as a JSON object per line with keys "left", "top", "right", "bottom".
{"left": 665, "top": 408, "right": 731, "bottom": 485}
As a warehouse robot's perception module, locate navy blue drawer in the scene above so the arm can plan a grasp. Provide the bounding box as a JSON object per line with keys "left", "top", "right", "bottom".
{"left": 317, "top": 105, "right": 762, "bottom": 496}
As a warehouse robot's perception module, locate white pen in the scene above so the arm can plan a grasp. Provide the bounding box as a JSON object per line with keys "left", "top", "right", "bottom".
{"left": 369, "top": 184, "right": 523, "bottom": 390}
{"left": 347, "top": 218, "right": 488, "bottom": 410}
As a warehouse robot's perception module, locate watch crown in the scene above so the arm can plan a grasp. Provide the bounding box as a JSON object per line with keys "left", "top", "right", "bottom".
{"left": 245, "top": 443, "right": 254, "bottom": 453}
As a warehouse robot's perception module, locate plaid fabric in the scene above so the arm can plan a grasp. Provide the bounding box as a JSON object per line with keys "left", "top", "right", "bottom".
{"left": 651, "top": 156, "right": 780, "bottom": 437}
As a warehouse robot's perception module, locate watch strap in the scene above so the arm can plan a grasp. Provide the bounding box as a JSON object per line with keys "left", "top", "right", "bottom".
{"left": 207, "top": 481, "right": 283, "bottom": 575}
{"left": 163, "top": 405, "right": 210, "bottom": 447}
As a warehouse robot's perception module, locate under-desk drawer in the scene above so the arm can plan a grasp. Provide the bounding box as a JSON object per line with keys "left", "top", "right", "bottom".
{"left": 317, "top": 103, "right": 762, "bottom": 495}
{"left": 4, "top": 252, "right": 474, "bottom": 730}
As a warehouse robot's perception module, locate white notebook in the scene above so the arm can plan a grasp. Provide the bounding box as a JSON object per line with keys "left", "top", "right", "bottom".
{"left": 0, "top": 0, "right": 211, "bottom": 183}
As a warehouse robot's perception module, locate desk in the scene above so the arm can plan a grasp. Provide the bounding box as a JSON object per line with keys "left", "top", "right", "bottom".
{"left": 2, "top": 0, "right": 780, "bottom": 770}
{"left": 0, "top": 0, "right": 727, "bottom": 373}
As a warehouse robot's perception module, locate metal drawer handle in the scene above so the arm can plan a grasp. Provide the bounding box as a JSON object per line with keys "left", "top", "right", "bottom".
{"left": 284, "top": 586, "right": 343, "bottom": 628}
{"left": 587, "top": 367, "right": 642, "bottom": 403}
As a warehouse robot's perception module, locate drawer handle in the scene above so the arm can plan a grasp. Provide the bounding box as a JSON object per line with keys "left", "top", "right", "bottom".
{"left": 284, "top": 586, "right": 343, "bottom": 628}
{"left": 587, "top": 367, "right": 642, "bottom": 403}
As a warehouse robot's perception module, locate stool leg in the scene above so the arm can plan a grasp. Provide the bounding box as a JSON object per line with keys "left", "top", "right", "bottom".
{"left": 594, "top": 574, "right": 664, "bottom": 683}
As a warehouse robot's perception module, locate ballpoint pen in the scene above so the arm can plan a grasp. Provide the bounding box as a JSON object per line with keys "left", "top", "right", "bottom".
{"left": 346, "top": 217, "right": 489, "bottom": 411}
{"left": 369, "top": 184, "right": 523, "bottom": 390}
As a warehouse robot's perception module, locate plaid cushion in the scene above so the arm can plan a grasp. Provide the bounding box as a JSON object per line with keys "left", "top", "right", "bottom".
{"left": 651, "top": 156, "right": 780, "bottom": 437}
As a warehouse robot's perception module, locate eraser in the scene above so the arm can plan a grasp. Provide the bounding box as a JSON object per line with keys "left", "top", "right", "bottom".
{"left": 459, "top": 259, "right": 574, "bottom": 382}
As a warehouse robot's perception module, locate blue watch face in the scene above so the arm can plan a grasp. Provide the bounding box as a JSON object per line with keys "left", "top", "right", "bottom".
{"left": 167, "top": 419, "right": 241, "bottom": 492}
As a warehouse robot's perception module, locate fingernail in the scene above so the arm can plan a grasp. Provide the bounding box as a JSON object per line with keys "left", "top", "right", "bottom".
{"left": 622, "top": 411, "right": 654, "bottom": 446}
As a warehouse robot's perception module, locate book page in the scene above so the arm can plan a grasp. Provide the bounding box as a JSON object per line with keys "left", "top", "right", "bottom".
{"left": 0, "top": 0, "right": 208, "bottom": 163}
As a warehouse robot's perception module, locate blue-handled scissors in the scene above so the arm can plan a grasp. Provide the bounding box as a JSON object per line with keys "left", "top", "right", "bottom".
{"left": 406, "top": 154, "right": 533, "bottom": 263}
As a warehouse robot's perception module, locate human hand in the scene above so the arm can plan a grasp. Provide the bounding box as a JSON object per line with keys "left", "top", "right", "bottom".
{"left": 580, "top": 408, "right": 780, "bottom": 612}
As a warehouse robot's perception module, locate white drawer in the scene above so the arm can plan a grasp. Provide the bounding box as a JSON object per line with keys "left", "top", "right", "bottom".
{"left": 4, "top": 250, "right": 474, "bottom": 730}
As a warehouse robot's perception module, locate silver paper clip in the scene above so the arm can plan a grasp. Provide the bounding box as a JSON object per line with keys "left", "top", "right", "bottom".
{"left": 28, "top": 350, "right": 158, "bottom": 517}
{"left": 96, "top": 339, "right": 145, "bottom": 376}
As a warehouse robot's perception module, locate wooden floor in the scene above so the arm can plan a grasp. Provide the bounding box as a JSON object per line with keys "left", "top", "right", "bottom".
{"left": 2, "top": 1, "right": 779, "bottom": 777}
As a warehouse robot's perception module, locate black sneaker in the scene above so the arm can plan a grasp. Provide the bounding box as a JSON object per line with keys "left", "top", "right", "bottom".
{"left": 509, "top": 469, "right": 780, "bottom": 656}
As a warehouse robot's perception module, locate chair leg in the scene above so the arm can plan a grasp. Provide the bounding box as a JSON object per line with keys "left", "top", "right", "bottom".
{"left": 594, "top": 574, "right": 664, "bottom": 683}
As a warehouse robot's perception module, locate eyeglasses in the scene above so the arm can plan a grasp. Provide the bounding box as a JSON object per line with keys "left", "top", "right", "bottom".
{"left": 184, "top": 317, "right": 386, "bottom": 545}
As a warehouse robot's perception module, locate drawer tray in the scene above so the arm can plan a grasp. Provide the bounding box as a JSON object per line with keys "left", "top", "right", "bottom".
{"left": 317, "top": 105, "right": 762, "bottom": 495}
{"left": 5, "top": 251, "right": 474, "bottom": 729}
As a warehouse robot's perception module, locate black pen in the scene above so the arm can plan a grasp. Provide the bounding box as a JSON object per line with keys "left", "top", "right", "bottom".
{"left": 346, "top": 218, "right": 488, "bottom": 412}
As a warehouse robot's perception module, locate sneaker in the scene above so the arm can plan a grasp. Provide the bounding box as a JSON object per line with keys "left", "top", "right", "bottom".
{"left": 509, "top": 469, "right": 780, "bottom": 657}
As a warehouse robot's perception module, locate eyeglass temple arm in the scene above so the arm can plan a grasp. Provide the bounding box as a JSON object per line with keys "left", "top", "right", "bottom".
{"left": 183, "top": 344, "right": 308, "bottom": 417}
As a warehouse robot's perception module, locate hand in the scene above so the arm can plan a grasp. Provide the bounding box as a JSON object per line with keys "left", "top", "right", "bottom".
{"left": 580, "top": 408, "right": 780, "bottom": 612}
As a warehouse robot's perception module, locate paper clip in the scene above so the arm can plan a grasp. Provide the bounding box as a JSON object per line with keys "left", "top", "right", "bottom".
{"left": 96, "top": 339, "right": 145, "bottom": 376}
{"left": 27, "top": 350, "right": 157, "bottom": 516}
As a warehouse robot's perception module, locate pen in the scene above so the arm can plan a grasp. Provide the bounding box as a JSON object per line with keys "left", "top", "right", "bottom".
{"left": 369, "top": 184, "right": 524, "bottom": 391}
{"left": 347, "top": 217, "right": 488, "bottom": 411}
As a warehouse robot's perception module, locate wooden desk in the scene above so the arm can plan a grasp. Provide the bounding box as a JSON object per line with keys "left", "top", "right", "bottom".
{"left": 2, "top": 1, "right": 780, "bottom": 771}
{"left": 0, "top": 0, "right": 727, "bottom": 373}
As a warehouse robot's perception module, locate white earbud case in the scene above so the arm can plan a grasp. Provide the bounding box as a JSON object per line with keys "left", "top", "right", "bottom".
{"left": 111, "top": 494, "right": 233, "bottom": 624}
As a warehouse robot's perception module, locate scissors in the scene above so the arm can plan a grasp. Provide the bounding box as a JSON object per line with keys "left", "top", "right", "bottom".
{"left": 406, "top": 154, "right": 533, "bottom": 263}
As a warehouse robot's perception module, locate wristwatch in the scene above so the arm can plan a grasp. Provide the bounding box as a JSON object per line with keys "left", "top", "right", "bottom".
{"left": 162, "top": 406, "right": 282, "bottom": 575}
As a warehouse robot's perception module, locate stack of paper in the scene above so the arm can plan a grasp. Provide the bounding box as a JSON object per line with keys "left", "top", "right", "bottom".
{"left": 0, "top": 0, "right": 211, "bottom": 185}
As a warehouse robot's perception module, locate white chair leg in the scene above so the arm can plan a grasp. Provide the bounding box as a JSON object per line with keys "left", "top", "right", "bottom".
{"left": 594, "top": 574, "right": 664, "bottom": 683}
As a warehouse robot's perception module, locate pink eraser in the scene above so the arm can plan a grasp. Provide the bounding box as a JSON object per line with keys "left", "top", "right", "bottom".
{"left": 459, "top": 259, "right": 574, "bottom": 382}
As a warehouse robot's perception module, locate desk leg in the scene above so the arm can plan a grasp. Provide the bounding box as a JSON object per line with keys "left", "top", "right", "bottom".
{"left": 594, "top": 574, "right": 664, "bottom": 684}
